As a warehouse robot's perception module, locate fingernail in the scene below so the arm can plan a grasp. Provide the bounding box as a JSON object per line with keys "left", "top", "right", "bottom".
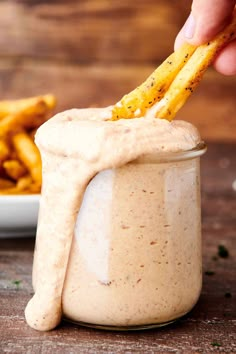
{"left": 184, "top": 14, "right": 196, "bottom": 39}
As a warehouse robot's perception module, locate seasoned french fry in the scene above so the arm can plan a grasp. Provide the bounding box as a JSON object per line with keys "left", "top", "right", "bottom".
{"left": 29, "top": 128, "right": 38, "bottom": 140}
{"left": 0, "top": 94, "right": 57, "bottom": 195}
{"left": 12, "top": 132, "right": 42, "bottom": 184}
{"left": 0, "top": 175, "right": 40, "bottom": 195}
{"left": 0, "top": 139, "right": 10, "bottom": 162}
{"left": 157, "top": 15, "right": 236, "bottom": 120}
{"left": 0, "top": 188, "right": 23, "bottom": 195}
{"left": 43, "top": 94, "right": 57, "bottom": 110}
{"left": 3, "top": 159, "right": 27, "bottom": 181}
{"left": 28, "top": 182, "right": 41, "bottom": 194}
{"left": 0, "top": 94, "right": 56, "bottom": 120}
{"left": 111, "top": 43, "right": 196, "bottom": 120}
{"left": 16, "top": 175, "right": 33, "bottom": 191}
{"left": 111, "top": 15, "right": 236, "bottom": 121}
{"left": 0, "top": 177, "right": 15, "bottom": 190}
{"left": 0, "top": 188, "right": 34, "bottom": 195}
{"left": 0, "top": 101, "right": 48, "bottom": 138}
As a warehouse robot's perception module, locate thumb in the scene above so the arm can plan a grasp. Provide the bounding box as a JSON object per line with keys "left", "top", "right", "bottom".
{"left": 176, "top": 0, "right": 235, "bottom": 47}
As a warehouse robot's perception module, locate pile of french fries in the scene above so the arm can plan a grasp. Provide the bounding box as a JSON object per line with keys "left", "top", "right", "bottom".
{"left": 0, "top": 95, "right": 56, "bottom": 195}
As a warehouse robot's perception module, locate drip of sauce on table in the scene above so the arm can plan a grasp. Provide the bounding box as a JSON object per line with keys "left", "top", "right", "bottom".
{"left": 25, "top": 107, "right": 200, "bottom": 331}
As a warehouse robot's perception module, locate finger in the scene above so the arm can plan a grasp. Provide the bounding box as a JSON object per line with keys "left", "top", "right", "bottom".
{"left": 174, "top": 28, "right": 186, "bottom": 51}
{"left": 213, "top": 39, "right": 236, "bottom": 75}
{"left": 175, "top": 33, "right": 236, "bottom": 76}
{"left": 177, "top": 0, "right": 235, "bottom": 46}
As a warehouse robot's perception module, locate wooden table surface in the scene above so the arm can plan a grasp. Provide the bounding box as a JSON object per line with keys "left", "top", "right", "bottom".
{"left": 0, "top": 142, "right": 235, "bottom": 354}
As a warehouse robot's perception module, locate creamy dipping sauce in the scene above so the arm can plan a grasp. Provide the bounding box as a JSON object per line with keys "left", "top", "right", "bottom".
{"left": 25, "top": 107, "right": 202, "bottom": 331}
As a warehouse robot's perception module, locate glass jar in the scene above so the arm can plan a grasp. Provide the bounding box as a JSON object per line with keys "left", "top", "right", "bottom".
{"left": 61, "top": 142, "right": 206, "bottom": 330}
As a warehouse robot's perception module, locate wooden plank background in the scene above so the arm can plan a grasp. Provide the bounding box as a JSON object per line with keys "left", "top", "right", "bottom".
{"left": 0, "top": 0, "right": 235, "bottom": 141}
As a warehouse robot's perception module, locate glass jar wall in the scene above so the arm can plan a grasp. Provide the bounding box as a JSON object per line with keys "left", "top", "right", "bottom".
{"left": 61, "top": 144, "right": 206, "bottom": 330}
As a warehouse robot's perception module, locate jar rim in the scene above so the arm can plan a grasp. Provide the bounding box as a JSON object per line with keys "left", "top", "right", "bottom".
{"left": 133, "top": 141, "right": 207, "bottom": 164}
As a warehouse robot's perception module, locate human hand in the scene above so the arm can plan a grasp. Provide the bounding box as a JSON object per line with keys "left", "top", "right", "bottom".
{"left": 175, "top": 0, "right": 236, "bottom": 75}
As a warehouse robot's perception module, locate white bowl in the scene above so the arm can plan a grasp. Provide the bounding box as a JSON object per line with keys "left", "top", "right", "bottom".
{"left": 0, "top": 194, "right": 40, "bottom": 238}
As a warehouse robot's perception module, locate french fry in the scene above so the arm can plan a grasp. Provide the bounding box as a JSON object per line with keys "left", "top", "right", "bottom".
{"left": 29, "top": 128, "right": 38, "bottom": 140}
{"left": 0, "top": 175, "right": 40, "bottom": 195}
{"left": 43, "top": 94, "right": 57, "bottom": 110}
{"left": 0, "top": 188, "right": 23, "bottom": 195}
{"left": 0, "top": 177, "right": 15, "bottom": 190}
{"left": 0, "top": 139, "right": 10, "bottom": 162}
{"left": 111, "top": 14, "right": 236, "bottom": 121}
{"left": 0, "top": 188, "right": 34, "bottom": 195}
{"left": 12, "top": 132, "right": 42, "bottom": 185}
{"left": 28, "top": 182, "right": 41, "bottom": 194}
{"left": 0, "top": 94, "right": 57, "bottom": 195}
{"left": 112, "top": 43, "right": 196, "bottom": 120}
{"left": 16, "top": 175, "right": 33, "bottom": 191}
{"left": 0, "top": 94, "right": 56, "bottom": 120}
{"left": 157, "top": 15, "right": 236, "bottom": 120}
{"left": 3, "top": 159, "right": 27, "bottom": 181}
{"left": 0, "top": 100, "right": 48, "bottom": 138}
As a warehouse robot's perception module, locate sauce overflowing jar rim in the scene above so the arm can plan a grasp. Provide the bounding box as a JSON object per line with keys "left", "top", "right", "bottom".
{"left": 133, "top": 141, "right": 207, "bottom": 164}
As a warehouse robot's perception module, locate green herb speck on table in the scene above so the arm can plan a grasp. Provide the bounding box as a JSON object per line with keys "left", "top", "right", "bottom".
{"left": 12, "top": 280, "right": 22, "bottom": 290}
{"left": 211, "top": 341, "right": 222, "bottom": 347}
{"left": 218, "top": 245, "right": 229, "bottom": 258}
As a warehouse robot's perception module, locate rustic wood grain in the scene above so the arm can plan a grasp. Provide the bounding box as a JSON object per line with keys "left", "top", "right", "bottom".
{"left": 0, "top": 59, "right": 235, "bottom": 141}
{"left": 0, "top": 0, "right": 190, "bottom": 63}
{"left": 0, "top": 143, "right": 235, "bottom": 353}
